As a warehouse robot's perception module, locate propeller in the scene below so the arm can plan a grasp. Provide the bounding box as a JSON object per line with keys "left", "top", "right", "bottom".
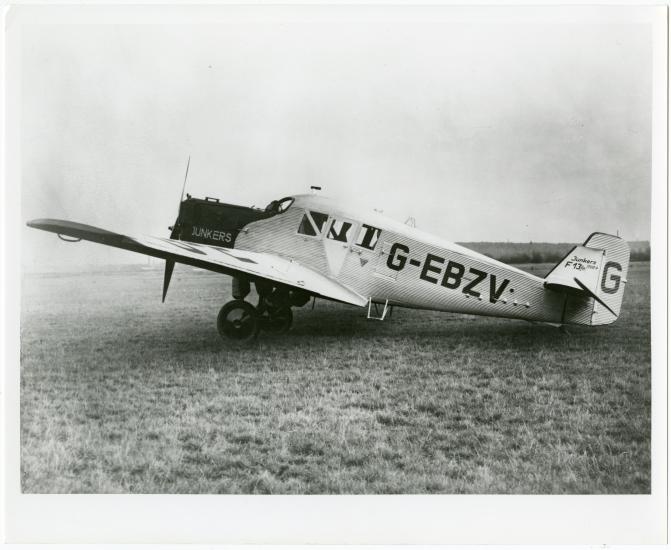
{"left": 169, "top": 155, "right": 190, "bottom": 237}
{"left": 163, "top": 156, "right": 190, "bottom": 302}
{"left": 162, "top": 259, "right": 175, "bottom": 303}
{"left": 178, "top": 156, "right": 190, "bottom": 218}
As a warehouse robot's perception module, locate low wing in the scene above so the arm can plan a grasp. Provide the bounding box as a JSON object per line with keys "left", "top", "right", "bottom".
{"left": 27, "top": 219, "right": 368, "bottom": 307}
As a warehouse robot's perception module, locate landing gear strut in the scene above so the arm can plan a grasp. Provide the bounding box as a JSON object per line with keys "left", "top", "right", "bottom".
{"left": 256, "top": 287, "right": 294, "bottom": 335}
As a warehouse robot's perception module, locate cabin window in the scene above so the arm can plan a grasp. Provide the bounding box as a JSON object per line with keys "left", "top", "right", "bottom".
{"left": 326, "top": 219, "right": 354, "bottom": 243}
{"left": 297, "top": 211, "right": 328, "bottom": 237}
{"left": 355, "top": 224, "right": 381, "bottom": 250}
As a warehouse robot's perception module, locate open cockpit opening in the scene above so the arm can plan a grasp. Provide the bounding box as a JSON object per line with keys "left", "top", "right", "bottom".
{"left": 264, "top": 196, "right": 295, "bottom": 215}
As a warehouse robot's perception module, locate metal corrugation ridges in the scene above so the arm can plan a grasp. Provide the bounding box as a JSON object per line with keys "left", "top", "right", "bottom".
{"left": 339, "top": 229, "right": 588, "bottom": 323}
{"left": 585, "top": 233, "right": 630, "bottom": 325}
{"left": 235, "top": 208, "right": 330, "bottom": 276}
{"left": 235, "top": 206, "right": 618, "bottom": 326}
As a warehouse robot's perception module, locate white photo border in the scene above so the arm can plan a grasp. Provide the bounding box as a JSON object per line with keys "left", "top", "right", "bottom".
{"left": 2, "top": 3, "right": 667, "bottom": 544}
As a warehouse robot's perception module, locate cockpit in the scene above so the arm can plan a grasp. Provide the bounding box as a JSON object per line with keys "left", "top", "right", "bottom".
{"left": 264, "top": 196, "right": 295, "bottom": 215}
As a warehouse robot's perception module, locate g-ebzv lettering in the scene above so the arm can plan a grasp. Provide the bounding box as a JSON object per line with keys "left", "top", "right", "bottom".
{"left": 387, "top": 242, "right": 511, "bottom": 304}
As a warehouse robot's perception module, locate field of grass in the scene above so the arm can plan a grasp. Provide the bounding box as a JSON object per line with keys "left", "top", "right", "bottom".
{"left": 20, "top": 262, "right": 650, "bottom": 494}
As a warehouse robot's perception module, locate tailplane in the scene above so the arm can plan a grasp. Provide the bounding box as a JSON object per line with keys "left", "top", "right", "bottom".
{"left": 544, "top": 232, "right": 630, "bottom": 325}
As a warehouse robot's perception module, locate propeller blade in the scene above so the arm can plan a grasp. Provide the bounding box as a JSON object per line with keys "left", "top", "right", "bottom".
{"left": 165, "top": 157, "right": 189, "bottom": 300}
{"left": 180, "top": 156, "right": 190, "bottom": 204}
{"left": 573, "top": 277, "right": 617, "bottom": 317}
{"left": 170, "top": 156, "right": 191, "bottom": 239}
{"left": 162, "top": 259, "right": 175, "bottom": 303}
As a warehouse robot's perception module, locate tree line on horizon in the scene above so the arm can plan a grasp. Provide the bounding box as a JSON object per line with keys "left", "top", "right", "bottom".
{"left": 458, "top": 241, "right": 651, "bottom": 264}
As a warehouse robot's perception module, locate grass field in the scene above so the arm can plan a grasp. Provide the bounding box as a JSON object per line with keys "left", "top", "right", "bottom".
{"left": 20, "top": 262, "right": 650, "bottom": 494}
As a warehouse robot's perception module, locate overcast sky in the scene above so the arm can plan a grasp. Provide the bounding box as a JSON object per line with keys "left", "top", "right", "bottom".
{"left": 17, "top": 7, "right": 653, "bottom": 270}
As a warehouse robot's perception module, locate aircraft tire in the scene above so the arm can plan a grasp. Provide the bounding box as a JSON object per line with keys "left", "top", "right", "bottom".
{"left": 265, "top": 307, "right": 293, "bottom": 335}
{"left": 217, "top": 300, "right": 259, "bottom": 342}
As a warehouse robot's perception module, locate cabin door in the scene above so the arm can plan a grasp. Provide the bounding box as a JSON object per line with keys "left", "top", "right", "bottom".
{"left": 322, "top": 217, "right": 357, "bottom": 277}
{"left": 374, "top": 241, "right": 401, "bottom": 281}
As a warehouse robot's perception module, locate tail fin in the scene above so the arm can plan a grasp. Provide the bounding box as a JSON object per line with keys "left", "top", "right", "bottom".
{"left": 544, "top": 232, "right": 630, "bottom": 326}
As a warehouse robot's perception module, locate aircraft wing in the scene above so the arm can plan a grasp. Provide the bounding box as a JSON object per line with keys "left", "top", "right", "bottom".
{"left": 26, "top": 219, "right": 368, "bottom": 307}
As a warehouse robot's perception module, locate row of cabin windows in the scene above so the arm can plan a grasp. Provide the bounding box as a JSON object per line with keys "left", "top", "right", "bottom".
{"left": 297, "top": 210, "right": 381, "bottom": 251}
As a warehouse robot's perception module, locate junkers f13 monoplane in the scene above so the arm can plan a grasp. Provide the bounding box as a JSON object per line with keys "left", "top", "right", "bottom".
{"left": 28, "top": 187, "right": 630, "bottom": 342}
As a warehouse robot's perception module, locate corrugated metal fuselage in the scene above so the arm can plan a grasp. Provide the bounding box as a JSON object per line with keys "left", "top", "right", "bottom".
{"left": 232, "top": 195, "right": 596, "bottom": 325}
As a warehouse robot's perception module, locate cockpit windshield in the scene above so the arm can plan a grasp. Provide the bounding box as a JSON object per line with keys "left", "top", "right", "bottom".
{"left": 264, "top": 196, "right": 294, "bottom": 215}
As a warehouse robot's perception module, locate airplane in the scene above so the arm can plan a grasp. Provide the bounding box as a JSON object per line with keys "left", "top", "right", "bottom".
{"left": 27, "top": 188, "right": 630, "bottom": 342}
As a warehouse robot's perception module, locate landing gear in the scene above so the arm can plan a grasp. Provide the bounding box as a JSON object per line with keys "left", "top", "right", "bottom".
{"left": 216, "top": 280, "right": 302, "bottom": 342}
{"left": 217, "top": 300, "right": 259, "bottom": 342}
{"left": 264, "top": 306, "right": 293, "bottom": 334}
{"left": 257, "top": 287, "right": 294, "bottom": 335}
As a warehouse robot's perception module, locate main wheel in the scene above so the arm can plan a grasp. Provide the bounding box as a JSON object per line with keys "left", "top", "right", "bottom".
{"left": 217, "top": 300, "right": 259, "bottom": 342}
{"left": 265, "top": 307, "right": 293, "bottom": 334}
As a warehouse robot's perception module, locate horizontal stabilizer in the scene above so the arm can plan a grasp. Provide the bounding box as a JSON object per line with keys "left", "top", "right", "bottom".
{"left": 571, "top": 276, "right": 617, "bottom": 317}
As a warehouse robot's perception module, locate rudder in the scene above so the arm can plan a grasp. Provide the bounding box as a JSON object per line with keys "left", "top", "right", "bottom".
{"left": 584, "top": 232, "right": 630, "bottom": 325}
